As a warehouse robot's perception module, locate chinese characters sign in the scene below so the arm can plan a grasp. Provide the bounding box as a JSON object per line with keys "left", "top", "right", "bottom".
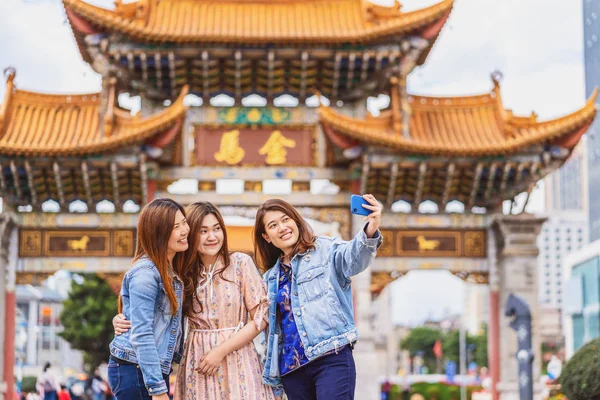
{"left": 195, "top": 126, "right": 315, "bottom": 166}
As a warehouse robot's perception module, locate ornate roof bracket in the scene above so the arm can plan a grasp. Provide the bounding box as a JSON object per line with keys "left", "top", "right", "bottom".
{"left": 52, "top": 161, "right": 66, "bottom": 207}
{"left": 234, "top": 50, "right": 242, "bottom": 103}
{"left": 518, "top": 184, "right": 536, "bottom": 215}
{"left": 360, "top": 52, "right": 370, "bottom": 83}
{"left": 140, "top": 52, "right": 149, "bottom": 83}
{"left": 484, "top": 163, "right": 498, "bottom": 203}
{"left": 168, "top": 52, "right": 177, "bottom": 98}
{"left": 24, "top": 160, "right": 37, "bottom": 207}
{"left": 332, "top": 52, "right": 342, "bottom": 100}
{"left": 467, "top": 162, "right": 484, "bottom": 210}
{"left": 414, "top": 162, "right": 427, "bottom": 206}
{"left": 359, "top": 154, "right": 370, "bottom": 195}
{"left": 515, "top": 161, "right": 527, "bottom": 184}
{"left": 202, "top": 50, "right": 210, "bottom": 103}
{"left": 499, "top": 162, "right": 512, "bottom": 194}
{"left": 347, "top": 52, "right": 357, "bottom": 92}
{"left": 300, "top": 51, "right": 309, "bottom": 102}
{"left": 441, "top": 162, "right": 455, "bottom": 209}
{"left": 9, "top": 160, "right": 21, "bottom": 200}
{"left": 154, "top": 53, "right": 163, "bottom": 91}
{"left": 81, "top": 161, "right": 93, "bottom": 208}
{"left": 0, "top": 162, "right": 6, "bottom": 194}
{"left": 386, "top": 162, "right": 400, "bottom": 209}
{"left": 110, "top": 161, "right": 121, "bottom": 206}
{"left": 140, "top": 153, "right": 149, "bottom": 204}
{"left": 267, "top": 50, "right": 275, "bottom": 104}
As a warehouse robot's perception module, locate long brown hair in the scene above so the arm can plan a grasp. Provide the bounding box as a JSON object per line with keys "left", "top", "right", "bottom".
{"left": 177, "top": 201, "right": 231, "bottom": 316}
{"left": 119, "top": 198, "right": 186, "bottom": 315}
{"left": 253, "top": 198, "right": 316, "bottom": 272}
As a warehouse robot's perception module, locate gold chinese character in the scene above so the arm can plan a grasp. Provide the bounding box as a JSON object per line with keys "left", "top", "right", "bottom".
{"left": 259, "top": 130, "right": 296, "bottom": 165}
{"left": 214, "top": 129, "right": 246, "bottom": 165}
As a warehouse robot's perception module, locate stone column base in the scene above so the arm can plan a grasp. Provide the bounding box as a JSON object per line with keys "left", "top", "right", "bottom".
{"left": 354, "top": 338, "right": 379, "bottom": 399}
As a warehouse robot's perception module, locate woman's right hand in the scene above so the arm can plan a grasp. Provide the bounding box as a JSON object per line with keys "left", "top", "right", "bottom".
{"left": 152, "top": 394, "right": 170, "bottom": 400}
{"left": 113, "top": 313, "right": 131, "bottom": 335}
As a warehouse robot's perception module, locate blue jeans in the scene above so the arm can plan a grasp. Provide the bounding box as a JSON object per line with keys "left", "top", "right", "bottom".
{"left": 281, "top": 345, "right": 356, "bottom": 400}
{"left": 107, "top": 358, "right": 170, "bottom": 400}
{"left": 43, "top": 392, "right": 58, "bottom": 400}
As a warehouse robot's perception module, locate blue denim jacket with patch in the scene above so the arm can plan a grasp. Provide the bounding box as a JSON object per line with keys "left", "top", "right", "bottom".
{"left": 261, "top": 227, "right": 382, "bottom": 395}
{"left": 109, "top": 257, "right": 184, "bottom": 396}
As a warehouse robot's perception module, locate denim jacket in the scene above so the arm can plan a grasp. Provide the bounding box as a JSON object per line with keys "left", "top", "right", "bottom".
{"left": 261, "top": 226, "right": 382, "bottom": 395}
{"left": 109, "top": 257, "right": 185, "bottom": 396}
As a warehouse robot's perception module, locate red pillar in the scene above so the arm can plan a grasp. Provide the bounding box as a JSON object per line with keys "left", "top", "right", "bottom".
{"left": 4, "top": 291, "right": 16, "bottom": 400}
{"left": 488, "top": 290, "right": 500, "bottom": 400}
{"left": 147, "top": 180, "right": 156, "bottom": 203}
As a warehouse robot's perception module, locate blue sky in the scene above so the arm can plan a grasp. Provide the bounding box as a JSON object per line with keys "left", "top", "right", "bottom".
{"left": 0, "top": 0, "right": 587, "bottom": 325}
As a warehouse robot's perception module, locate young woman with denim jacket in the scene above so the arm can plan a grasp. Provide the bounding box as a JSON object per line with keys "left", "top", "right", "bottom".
{"left": 253, "top": 195, "right": 383, "bottom": 400}
{"left": 108, "top": 198, "right": 190, "bottom": 400}
{"left": 113, "top": 202, "right": 278, "bottom": 400}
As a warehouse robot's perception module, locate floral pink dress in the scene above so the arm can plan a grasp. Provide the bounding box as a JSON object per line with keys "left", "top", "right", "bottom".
{"left": 174, "top": 252, "right": 275, "bottom": 400}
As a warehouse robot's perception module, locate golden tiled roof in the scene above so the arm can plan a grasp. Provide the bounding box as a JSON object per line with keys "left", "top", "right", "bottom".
{"left": 319, "top": 78, "right": 598, "bottom": 156}
{"left": 63, "top": 0, "right": 453, "bottom": 44}
{"left": 0, "top": 71, "right": 188, "bottom": 157}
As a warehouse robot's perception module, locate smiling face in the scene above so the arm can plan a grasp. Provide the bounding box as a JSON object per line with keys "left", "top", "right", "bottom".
{"left": 197, "top": 213, "right": 224, "bottom": 263}
{"left": 262, "top": 210, "right": 300, "bottom": 257}
{"left": 166, "top": 210, "right": 189, "bottom": 260}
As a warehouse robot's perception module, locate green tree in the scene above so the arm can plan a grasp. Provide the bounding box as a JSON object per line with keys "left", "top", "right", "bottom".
{"left": 400, "top": 327, "right": 443, "bottom": 373}
{"left": 441, "top": 325, "right": 487, "bottom": 368}
{"left": 473, "top": 324, "right": 488, "bottom": 367}
{"left": 560, "top": 337, "right": 600, "bottom": 400}
{"left": 59, "top": 273, "right": 118, "bottom": 376}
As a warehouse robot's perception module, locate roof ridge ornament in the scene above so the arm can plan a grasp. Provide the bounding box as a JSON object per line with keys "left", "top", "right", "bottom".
{"left": 1, "top": 67, "right": 17, "bottom": 133}
{"left": 363, "top": 0, "right": 403, "bottom": 21}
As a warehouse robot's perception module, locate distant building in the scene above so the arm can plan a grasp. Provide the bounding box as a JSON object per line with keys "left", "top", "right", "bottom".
{"left": 563, "top": 240, "right": 600, "bottom": 358}
{"left": 583, "top": 0, "right": 600, "bottom": 242}
{"left": 15, "top": 285, "right": 83, "bottom": 378}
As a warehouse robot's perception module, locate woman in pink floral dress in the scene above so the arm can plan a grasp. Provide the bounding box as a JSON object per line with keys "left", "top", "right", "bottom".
{"left": 114, "top": 202, "right": 277, "bottom": 400}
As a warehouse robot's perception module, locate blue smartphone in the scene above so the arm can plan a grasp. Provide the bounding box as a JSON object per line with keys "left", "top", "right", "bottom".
{"left": 350, "top": 194, "right": 372, "bottom": 216}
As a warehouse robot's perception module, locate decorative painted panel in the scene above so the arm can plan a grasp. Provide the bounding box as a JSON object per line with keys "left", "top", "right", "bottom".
{"left": 378, "top": 229, "right": 487, "bottom": 258}
{"left": 19, "top": 229, "right": 136, "bottom": 257}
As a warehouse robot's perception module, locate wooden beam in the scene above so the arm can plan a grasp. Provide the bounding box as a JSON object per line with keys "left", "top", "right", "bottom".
{"left": 359, "top": 155, "right": 370, "bottom": 195}
{"left": 110, "top": 161, "right": 120, "bottom": 206}
{"left": 484, "top": 163, "right": 499, "bottom": 203}
{"left": 202, "top": 50, "right": 210, "bottom": 103}
{"left": 157, "top": 166, "right": 350, "bottom": 181}
{"left": 53, "top": 161, "right": 65, "bottom": 207}
{"left": 414, "top": 162, "right": 427, "bottom": 207}
{"left": 332, "top": 52, "right": 342, "bottom": 100}
{"left": 299, "top": 51, "right": 309, "bottom": 102}
{"left": 386, "top": 162, "right": 399, "bottom": 209}
{"left": 441, "top": 162, "right": 456, "bottom": 209}
{"left": 520, "top": 184, "right": 535, "bottom": 214}
{"left": 81, "top": 161, "right": 93, "bottom": 208}
{"left": 467, "top": 162, "right": 484, "bottom": 210}
{"left": 24, "top": 160, "right": 37, "bottom": 207}
{"left": 140, "top": 154, "right": 149, "bottom": 204}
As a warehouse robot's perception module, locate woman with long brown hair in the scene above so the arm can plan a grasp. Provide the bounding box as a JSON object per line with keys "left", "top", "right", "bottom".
{"left": 114, "top": 201, "right": 276, "bottom": 400}
{"left": 108, "top": 198, "right": 190, "bottom": 400}
{"left": 254, "top": 195, "right": 382, "bottom": 400}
